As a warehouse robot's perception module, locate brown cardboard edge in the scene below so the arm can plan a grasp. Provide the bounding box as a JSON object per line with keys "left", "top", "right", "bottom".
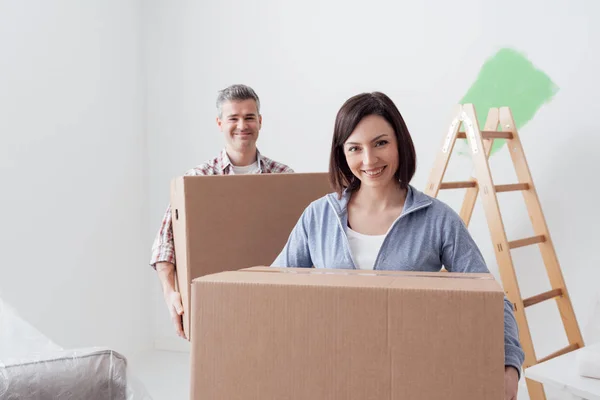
{"left": 171, "top": 176, "right": 192, "bottom": 341}
{"left": 238, "top": 266, "right": 497, "bottom": 280}
{"left": 191, "top": 266, "right": 505, "bottom": 296}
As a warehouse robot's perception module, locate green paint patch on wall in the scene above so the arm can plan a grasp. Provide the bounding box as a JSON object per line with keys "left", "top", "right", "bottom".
{"left": 458, "top": 48, "right": 559, "bottom": 156}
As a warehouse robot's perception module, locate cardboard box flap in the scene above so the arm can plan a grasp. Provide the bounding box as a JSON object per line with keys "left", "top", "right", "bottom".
{"left": 193, "top": 267, "right": 504, "bottom": 294}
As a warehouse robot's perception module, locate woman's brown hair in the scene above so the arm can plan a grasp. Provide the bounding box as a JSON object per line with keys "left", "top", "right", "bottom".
{"left": 329, "top": 92, "right": 417, "bottom": 197}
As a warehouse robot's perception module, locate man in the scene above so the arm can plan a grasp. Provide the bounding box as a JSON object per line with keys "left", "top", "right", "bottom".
{"left": 150, "top": 84, "right": 293, "bottom": 338}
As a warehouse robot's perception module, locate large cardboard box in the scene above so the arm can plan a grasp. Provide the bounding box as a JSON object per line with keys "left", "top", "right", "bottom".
{"left": 170, "top": 173, "right": 332, "bottom": 339}
{"left": 190, "top": 267, "right": 505, "bottom": 399}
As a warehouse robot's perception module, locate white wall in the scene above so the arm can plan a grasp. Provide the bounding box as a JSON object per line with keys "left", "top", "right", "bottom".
{"left": 0, "top": 1, "right": 152, "bottom": 358}
{"left": 2, "top": 0, "right": 593, "bottom": 396}
{"left": 145, "top": 0, "right": 600, "bottom": 365}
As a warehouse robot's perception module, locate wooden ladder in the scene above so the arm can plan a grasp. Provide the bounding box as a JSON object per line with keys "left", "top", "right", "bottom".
{"left": 425, "top": 104, "right": 584, "bottom": 400}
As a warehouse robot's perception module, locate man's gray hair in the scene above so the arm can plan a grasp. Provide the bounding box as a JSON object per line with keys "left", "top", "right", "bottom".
{"left": 216, "top": 84, "right": 261, "bottom": 117}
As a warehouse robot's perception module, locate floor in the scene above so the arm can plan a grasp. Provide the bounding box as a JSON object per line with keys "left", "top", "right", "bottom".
{"left": 130, "top": 349, "right": 578, "bottom": 400}
{"left": 129, "top": 350, "right": 191, "bottom": 400}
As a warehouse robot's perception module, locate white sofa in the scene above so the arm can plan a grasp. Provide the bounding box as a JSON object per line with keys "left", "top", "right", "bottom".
{"left": 0, "top": 347, "right": 128, "bottom": 400}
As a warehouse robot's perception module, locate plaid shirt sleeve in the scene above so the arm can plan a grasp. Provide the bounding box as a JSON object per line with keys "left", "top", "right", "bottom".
{"left": 149, "top": 204, "right": 176, "bottom": 268}
{"left": 149, "top": 164, "right": 216, "bottom": 268}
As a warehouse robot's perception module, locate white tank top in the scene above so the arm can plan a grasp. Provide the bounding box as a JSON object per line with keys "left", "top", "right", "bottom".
{"left": 345, "top": 227, "right": 386, "bottom": 270}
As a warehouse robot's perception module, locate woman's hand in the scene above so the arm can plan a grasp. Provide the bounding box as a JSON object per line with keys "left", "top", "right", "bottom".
{"left": 504, "top": 366, "right": 519, "bottom": 400}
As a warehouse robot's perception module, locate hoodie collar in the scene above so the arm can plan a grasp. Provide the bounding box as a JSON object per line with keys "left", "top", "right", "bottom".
{"left": 326, "top": 184, "right": 433, "bottom": 217}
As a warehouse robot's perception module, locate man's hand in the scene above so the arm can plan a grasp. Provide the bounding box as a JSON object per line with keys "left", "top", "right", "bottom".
{"left": 156, "top": 262, "right": 186, "bottom": 339}
{"left": 164, "top": 289, "right": 186, "bottom": 339}
{"left": 504, "top": 366, "right": 519, "bottom": 400}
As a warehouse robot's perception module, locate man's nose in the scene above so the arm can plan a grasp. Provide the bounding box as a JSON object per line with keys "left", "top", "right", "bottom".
{"left": 237, "top": 119, "right": 247, "bottom": 131}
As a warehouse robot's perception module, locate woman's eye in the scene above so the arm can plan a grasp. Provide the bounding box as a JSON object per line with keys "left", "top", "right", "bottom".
{"left": 376, "top": 140, "right": 388, "bottom": 147}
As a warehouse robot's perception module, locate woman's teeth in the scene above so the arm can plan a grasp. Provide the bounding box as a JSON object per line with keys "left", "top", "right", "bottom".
{"left": 363, "top": 167, "right": 384, "bottom": 176}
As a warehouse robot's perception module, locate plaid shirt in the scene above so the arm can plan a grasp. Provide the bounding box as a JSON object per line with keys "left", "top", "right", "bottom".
{"left": 150, "top": 149, "right": 294, "bottom": 267}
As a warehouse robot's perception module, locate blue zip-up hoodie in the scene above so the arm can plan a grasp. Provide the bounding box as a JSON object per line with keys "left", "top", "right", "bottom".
{"left": 272, "top": 184, "right": 525, "bottom": 374}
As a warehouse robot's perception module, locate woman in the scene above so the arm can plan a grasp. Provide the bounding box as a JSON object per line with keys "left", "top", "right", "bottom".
{"left": 272, "top": 92, "right": 524, "bottom": 399}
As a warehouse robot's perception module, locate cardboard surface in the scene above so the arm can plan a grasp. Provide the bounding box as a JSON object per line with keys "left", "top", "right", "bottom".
{"left": 191, "top": 267, "right": 506, "bottom": 399}
{"left": 170, "top": 173, "right": 331, "bottom": 339}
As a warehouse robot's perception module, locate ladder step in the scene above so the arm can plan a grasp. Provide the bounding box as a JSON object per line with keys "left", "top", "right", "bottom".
{"left": 537, "top": 343, "right": 580, "bottom": 364}
{"left": 508, "top": 234, "right": 546, "bottom": 249}
{"left": 440, "top": 182, "right": 529, "bottom": 192}
{"left": 457, "top": 131, "right": 514, "bottom": 139}
{"left": 440, "top": 181, "right": 477, "bottom": 190}
{"left": 494, "top": 183, "right": 529, "bottom": 193}
{"left": 523, "top": 288, "right": 563, "bottom": 308}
